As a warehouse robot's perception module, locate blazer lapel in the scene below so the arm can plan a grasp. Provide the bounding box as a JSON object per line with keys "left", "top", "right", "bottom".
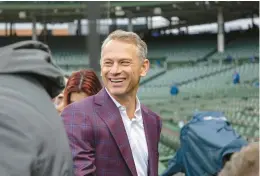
{"left": 94, "top": 88, "right": 137, "bottom": 176}
{"left": 141, "top": 106, "right": 156, "bottom": 176}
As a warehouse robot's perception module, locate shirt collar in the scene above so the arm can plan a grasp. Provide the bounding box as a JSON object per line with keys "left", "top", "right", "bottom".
{"left": 105, "top": 88, "right": 141, "bottom": 114}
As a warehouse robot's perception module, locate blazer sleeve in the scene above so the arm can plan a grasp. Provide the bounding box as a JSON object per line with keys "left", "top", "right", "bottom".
{"left": 158, "top": 117, "right": 162, "bottom": 138}
{"left": 0, "top": 112, "right": 36, "bottom": 176}
{"left": 61, "top": 105, "right": 96, "bottom": 176}
{"left": 157, "top": 114, "right": 162, "bottom": 144}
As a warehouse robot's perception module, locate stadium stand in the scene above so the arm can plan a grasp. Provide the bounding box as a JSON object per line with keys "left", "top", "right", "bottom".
{"left": 209, "top": 31, "right": 259, "bottom": 61}
{"left": 139, "top": 31, "right": 259, "bottom": 175}
{"left": 180, "top": 63, "right": 259, "bottom": 94}
{"left": 138, "top": 64, "right": 232, "bottom": 98}
{"left": 147, "top": 34, "right": 217, "bottom": 62}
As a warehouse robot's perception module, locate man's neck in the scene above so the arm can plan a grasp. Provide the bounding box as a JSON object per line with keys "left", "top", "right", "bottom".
{"left": 113, "top": 94, "right": 137, "bottom": 120}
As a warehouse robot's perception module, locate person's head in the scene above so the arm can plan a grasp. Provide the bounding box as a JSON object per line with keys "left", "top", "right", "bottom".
{"left": 53, "top": 93, "right": 64, "bottom": 107}
{"left": 58, "top": 69, "right": 102, "bottom": 112}
{"left": 53, "top": 77, "right": 68, "bottom": 107}
{"left": 219, "top": 142, "right": 259, "bottom": 176}
{"left": 100, "top": 30, "right": 150, "bottom": 99}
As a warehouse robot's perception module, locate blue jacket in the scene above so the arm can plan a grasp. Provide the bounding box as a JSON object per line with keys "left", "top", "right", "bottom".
{"left": 161, "top": 111, "right": 248, "bottom": 176}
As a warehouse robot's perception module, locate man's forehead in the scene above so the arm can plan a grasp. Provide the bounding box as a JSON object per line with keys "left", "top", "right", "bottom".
{"left": 100, "top": 40, "right": 140, "bottom": 62}
{"left": 105, "top": 39, "right": 136, "bottom": 47}
{"left": 102, "top": 40, "right": 137, "bottom": 54}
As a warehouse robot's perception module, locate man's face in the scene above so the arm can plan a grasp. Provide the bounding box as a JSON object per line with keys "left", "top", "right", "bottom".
{"left": 101, "top": 40, "right": 149, "bottom": 98}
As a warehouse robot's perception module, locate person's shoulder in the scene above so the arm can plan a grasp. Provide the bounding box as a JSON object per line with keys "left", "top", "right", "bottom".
{"left": 61, "top": 95, "right": 98, "bottom": 125}
{"left": 62, "top": 95, "right": 95, "bottom": 115}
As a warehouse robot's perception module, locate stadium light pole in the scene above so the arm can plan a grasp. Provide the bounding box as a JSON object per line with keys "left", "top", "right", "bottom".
{"left": 87, "top": 1, "right": 101, "bottom": 74}
{"left": 217, "top": 6, "right": 225, "bottom": 66}
{"left": 217, "top": 6, "right": 224, "bottom": 53}
{"left": 126, "top": 11, "right": 133, "bottom": 32}
{"left": 31, "top": 15, "right": 37, "bottom": 41}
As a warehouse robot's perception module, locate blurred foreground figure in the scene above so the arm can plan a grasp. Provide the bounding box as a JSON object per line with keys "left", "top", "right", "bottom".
{"left": 0, "top": 41, "right": 73, "bottom": 176}
{"left": 219, "top": 142, "right": 259, "bottom": 176}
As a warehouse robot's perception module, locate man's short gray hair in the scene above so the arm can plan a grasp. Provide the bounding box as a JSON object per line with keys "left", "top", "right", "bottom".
{"left": 101, "top": 30, "right": 148, "bottom": 61}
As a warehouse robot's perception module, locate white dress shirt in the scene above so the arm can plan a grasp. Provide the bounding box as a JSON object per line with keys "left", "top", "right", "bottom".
{"left": 105, "top": 88, "right": 148, "bottom": 176}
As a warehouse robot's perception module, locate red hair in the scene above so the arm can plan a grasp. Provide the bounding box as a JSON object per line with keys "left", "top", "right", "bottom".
{"left": 58, "top": 69, "right": 102, "bottom": 113}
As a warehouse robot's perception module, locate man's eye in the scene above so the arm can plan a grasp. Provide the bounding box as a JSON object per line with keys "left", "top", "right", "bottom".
{"left": 121, "top": 61, "right": 130, "bottom": 65}
{"left": 104, "top": 62, "right": 112, "bottom": 66}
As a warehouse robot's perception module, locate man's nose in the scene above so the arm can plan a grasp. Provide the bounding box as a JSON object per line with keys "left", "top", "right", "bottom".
{"left": 110, "top": 63, "right": 121, "bottom": 74}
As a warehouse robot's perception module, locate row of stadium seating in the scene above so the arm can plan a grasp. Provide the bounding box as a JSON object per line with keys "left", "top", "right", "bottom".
{"left": 148, "top": 38, "right": 216, "bottom": 62}
{"left": 209, "top": 35, "right": 259, "bottom": 60}
{"left": 141, "top": 67, "right": 166, "bottom": 82}
{"left": 141, "top": 64, "right": 230, "bottom": 87}
{"left": 138, "top": 63, "right": 258, "bottom": 99}
{"left": 180, "top": 63, "right": 258, "bottom": 93}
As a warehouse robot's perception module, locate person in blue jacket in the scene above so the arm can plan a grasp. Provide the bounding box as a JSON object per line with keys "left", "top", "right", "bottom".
{"left": 233, "top": 71, "right": 240, "bottom": 84}
{"left": 170, "top": 84, "right": 179, "bottom": 96}
{"left": 161, "top": 111, "right": 248, "bottom": 176}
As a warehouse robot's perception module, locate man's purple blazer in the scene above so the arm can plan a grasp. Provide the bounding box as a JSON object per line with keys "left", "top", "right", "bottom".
{"left": 61, "top": 88, "right": 162, "bottom": 176}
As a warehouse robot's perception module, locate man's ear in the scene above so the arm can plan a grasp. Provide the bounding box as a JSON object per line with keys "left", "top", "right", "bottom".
{"left": 100, "top": 58, "right": 102, "bottom": 77}
{"left": 140, "top": 59, "right": 150, "bottom": 77}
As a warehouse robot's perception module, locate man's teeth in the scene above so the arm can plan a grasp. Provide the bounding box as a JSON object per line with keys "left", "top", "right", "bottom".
{"left": 111, "top": 79, "right": 124, "bottom": 82}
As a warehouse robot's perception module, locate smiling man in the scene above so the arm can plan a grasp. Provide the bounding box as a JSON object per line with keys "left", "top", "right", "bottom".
{"left": 61, "top": 30, "right": 162, "bottom": 176}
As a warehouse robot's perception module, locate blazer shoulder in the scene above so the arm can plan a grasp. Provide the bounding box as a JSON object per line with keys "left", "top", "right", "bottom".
{"left": 141, "top": 104, "right": 161, "bottom": 121}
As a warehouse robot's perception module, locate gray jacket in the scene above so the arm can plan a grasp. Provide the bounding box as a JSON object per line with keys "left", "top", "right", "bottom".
{"left": 0, "top": 41, "right": 73, "bottom": 176}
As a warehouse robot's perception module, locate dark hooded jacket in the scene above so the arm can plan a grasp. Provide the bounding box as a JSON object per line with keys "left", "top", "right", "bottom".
{"left": 0, "top": 40, "right": 73, "bottom": 176}
{"left": 161, "top": 111, "right": 248, "bottom": 176}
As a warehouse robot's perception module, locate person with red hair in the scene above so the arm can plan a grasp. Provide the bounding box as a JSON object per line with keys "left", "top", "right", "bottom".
{"left": 57, "top": 69, "right": 102, "bottom": 113}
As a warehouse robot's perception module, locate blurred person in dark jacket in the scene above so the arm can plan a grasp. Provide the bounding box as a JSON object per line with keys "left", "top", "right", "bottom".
{"left": 0, "top": 41, "right": 73, "bottom": 176}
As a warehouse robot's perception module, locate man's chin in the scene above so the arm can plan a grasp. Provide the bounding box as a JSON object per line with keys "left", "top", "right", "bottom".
{"left": 109, "top": 90, "right": 125, "bottom": 97}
